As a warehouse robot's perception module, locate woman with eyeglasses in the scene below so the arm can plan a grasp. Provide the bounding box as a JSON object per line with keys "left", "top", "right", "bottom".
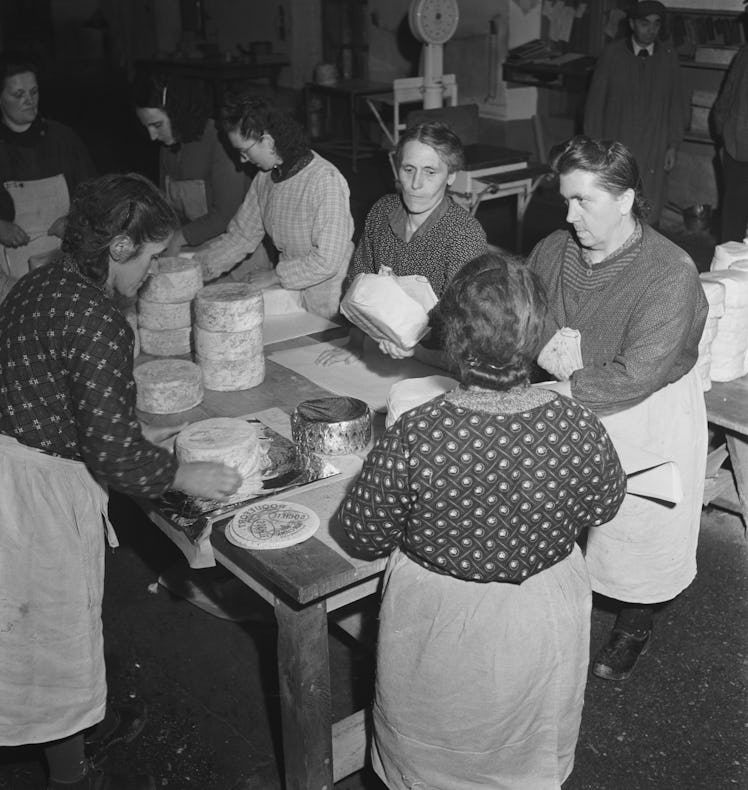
{"left": 0, "top": 173, "right": 241, "bottom": 789}
{"left": 194, "top": 92, "right": 354, "bottom": 320}
{"left": 132, "top": 71, "right": 249, "bottom": 257}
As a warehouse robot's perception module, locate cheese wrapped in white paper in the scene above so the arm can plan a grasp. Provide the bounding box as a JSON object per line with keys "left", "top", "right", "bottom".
{"left": 340, "top": 270, "right": 438, "bottom": 354}
{"left": 134, "top": 359, "right": 203, "bottom": 414}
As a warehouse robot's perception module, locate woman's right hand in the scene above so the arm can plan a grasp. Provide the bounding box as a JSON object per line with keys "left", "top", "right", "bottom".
{"left": 0, "top": 220, "right": 29, "bottom": 248}
{"left": 172, "top": 461, "right": 243, "bottom": 500}
{"left": 315, "top": 345, "right": 362, "bottom": 366}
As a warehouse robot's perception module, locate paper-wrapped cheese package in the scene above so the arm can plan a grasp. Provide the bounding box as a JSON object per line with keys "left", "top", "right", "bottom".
{"left": 341, "top": 268, "right": 438, "bottom": 355}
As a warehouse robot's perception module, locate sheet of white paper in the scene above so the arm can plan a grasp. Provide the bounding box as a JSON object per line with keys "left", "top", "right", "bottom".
{"left": 601, "top": 426, "right": 683, "bottom": 505}
{"left": 263, "top": 312, "right": 339, "bottom": 346}
{"left": 268, "top": 337, "right": 449, "bottom": 413}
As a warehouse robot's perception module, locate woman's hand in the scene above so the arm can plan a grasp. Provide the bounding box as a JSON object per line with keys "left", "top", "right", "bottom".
{"left": 248, "top": 269, "right": 281, "bottom": 290}
{"left": 0, "top": 219, "right": 29, "bottom": 248}
{"left": 140, "top": 420, "right": 188, "bottom": 450}
{"left": 164, "top": 229, "right": 186, "bottom": 258}
{"left": 378, "top": 339, "right": 414, "bottom": 359}
{"left": 315, "top": 345, "right": 362, "bottom": 366}
{"left": 47, "top": 215, "right": 67, "bottom": 239}
{"left": 172, "top": 461, "right": 243, "bottom": 500}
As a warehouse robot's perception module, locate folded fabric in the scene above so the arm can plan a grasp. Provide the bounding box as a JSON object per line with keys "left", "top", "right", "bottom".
{"left": 341, "top": 269, "right": 438, "bottom": 354}
{"left": 710, "top": 241, "right": 748, "bottom": 272}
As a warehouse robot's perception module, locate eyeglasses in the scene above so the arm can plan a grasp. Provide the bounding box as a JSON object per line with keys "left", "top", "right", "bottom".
{"left": 237, "top": 135, "right": 263, "bottom": 162}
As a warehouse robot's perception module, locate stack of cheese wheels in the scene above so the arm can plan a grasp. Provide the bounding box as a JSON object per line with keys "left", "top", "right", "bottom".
{"left": 175, "top": 417, "right": 266, "bottom": 500}
{"left": 133, "top": 358, "right": 204, "bottom": 414}
{"left": 137, "top": 257, "right": 202, "bottom": 357}
{"left": 194, "top": 282, "right": 265, "bottom": 391}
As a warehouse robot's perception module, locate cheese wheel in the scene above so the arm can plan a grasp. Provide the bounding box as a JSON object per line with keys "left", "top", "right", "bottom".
{"left": 195, "top": 325, "right": 263, "bottom": 360}
{"left": 134, "top": 359, "right": 203, "bottom": 414}
{"left": 195, "top": 282, "right": 264, "bottom": 332}
{"left": 138, "top": 298, "right": 192, "bottom": 330}
{"left": 139, "top": 326, "right": 192, "bottom": 357}
{"left": 197, "top": 353, "right": 266, "bottom": 391}
{"left": 139, "top": 257, "right": 203, "bottom": 303}
{"left": 175, "top": 417, "right": 265, "bottom": 498}
{"left": 291, "top": 397, "right": 372, "bottom": 456}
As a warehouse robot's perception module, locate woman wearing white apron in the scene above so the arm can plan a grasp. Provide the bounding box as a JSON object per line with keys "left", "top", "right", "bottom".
{"left": 0, "top": 52, "right": 96, "bottom": 295}
{"left": 527, "top": 136, "right": 708, "bottom": 681}
{"left": 338, "top": 254, "right": 626, "bottom": 789}
{"left": 133, "top": 71, "right": 249, "bottom": 257}
{"left": 0, "top": 173, "right": 241, "bottom": 789}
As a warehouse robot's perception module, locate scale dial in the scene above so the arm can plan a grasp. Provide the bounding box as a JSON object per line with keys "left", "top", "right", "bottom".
{"left": 409, "top": 0, "right": 460, "bottom": 45}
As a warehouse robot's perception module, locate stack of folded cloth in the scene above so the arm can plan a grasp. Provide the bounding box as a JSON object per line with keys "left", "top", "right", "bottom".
{"left": 710, "top": 240, "right": 748, "bottom": 272}
{"left": 700, "top": 267, "right": 748, "bottom": 382}
{"left": 696, "top": 278, "right": 726, "bottom": 391}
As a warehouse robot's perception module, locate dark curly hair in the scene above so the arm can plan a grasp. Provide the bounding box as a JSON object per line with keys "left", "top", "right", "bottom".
{"left": 220, "top": 92, "right": 309, "bottom": 162}
{"left": 62, "top": 173, "right": 178, "bottom": 286}
{"left": 436, "top": 252, "right": 547, "bottom": 391}
{"left": 0, "top": 51, "right": 39, "bottom": 86}
{"left": 131, "top": 71, "right": 211, "bottom": 144}
{"left": 550, "top": 135, "right": 650, "bottom": 220}
{"left": 395, "top": 121, "right": 465, "bottom": 174}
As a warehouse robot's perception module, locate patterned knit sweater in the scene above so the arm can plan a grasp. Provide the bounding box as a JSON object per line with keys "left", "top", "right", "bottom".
{"left": 346, "top": 193, "right": 487, "bottom": 297}
{"left": 527, "top": 224, "right": 707, "bottom": 415}
{"left": 338, "top": 388, "right": 626, "bottom": 584}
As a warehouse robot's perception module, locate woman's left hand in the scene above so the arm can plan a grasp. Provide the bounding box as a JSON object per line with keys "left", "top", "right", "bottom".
{"left": 248, "top": 269, "right": 281, "bottom": 290}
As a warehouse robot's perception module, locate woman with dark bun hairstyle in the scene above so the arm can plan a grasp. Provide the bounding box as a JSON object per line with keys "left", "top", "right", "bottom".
{"left": 338, "top": 252, "right": 625, "bottom": 789}
{"left": 133, "top": 71, "right": 249, "bottom": 256}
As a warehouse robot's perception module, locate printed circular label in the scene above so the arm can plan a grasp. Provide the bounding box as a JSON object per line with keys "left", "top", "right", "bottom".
{"left": 226, "top": 500, "right": 320, "bottom": 550}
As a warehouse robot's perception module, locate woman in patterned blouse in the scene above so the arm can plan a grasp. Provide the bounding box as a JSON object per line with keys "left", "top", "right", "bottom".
{"left": 321, "top": 121, "right": 487, "bottom": 364}
{"left": 338, "top": 252, "right": 626, "bottom": 790}
{"left": 0, "top": 173, "right": 241, "bottom": 789}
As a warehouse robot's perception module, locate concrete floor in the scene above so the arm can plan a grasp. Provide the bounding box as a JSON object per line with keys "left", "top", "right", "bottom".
{"left": 1, "top": 74, "right": 746, "bottom": 789}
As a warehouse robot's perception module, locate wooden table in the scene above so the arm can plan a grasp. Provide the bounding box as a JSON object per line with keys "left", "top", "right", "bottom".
{"left": 704, "top": 374, "right": 748, "bottom": 530}
{"left": 138, "top": 336, "right": 386, "bottom": 788}
{"left": 303, "top": 80, "right": 392, "bottom": 173}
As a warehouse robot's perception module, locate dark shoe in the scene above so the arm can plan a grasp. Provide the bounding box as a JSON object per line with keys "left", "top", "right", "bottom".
{"left": 591, "top": 628, "right": 651, "bottom": 681}
{"left": 84, "top": 700, "right": 147, "bottom": 763}
{"left": 48, "top": 760, "right": 155, "bottom": 790}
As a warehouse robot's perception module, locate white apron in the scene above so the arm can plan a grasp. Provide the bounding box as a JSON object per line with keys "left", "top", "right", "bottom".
{"left": 165, "top": 176, "right": 207, "bottom": 222}
{"left": 0, "top": 436, "right": 118, "bottom": 745}
{"left": 2, "top": 175, "right": 68, "bottom": 278}
{"left": 372, "top": 546, "right": 591, "bottom": 790}
{"left": 588, "top": 368, "right": 707, "bottom": 603}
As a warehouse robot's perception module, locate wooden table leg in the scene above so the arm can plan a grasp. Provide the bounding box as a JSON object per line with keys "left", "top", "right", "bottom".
{"left": 275, "top": 597, "right": 334, "bottom": 790}
{"left": 725, "top": 432, "right": 748, "bottom": 530}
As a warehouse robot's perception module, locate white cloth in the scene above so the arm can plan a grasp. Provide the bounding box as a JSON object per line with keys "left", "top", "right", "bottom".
{"left": 372, "top": 546, "right": 591, "bottom": 790}
{"left": 2, "top": 175, "right": 68, "bottom": 278}
{"left": 587, "top": 368, "right": 707, "bottom": 603}
{"left": 0, "top": 436, "right": 116, "bottom": 744}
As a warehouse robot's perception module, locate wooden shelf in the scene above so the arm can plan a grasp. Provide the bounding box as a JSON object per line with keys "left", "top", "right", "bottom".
{"left": 684, "top": 131, "right": 716, "bottom": 145}
{"left": 680, "top": 59, "right": 732, "bottom": 71}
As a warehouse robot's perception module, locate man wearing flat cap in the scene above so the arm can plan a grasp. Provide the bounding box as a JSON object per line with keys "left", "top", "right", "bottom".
{"left": 584, "top": 0, "right": 686, "bottom": 225}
